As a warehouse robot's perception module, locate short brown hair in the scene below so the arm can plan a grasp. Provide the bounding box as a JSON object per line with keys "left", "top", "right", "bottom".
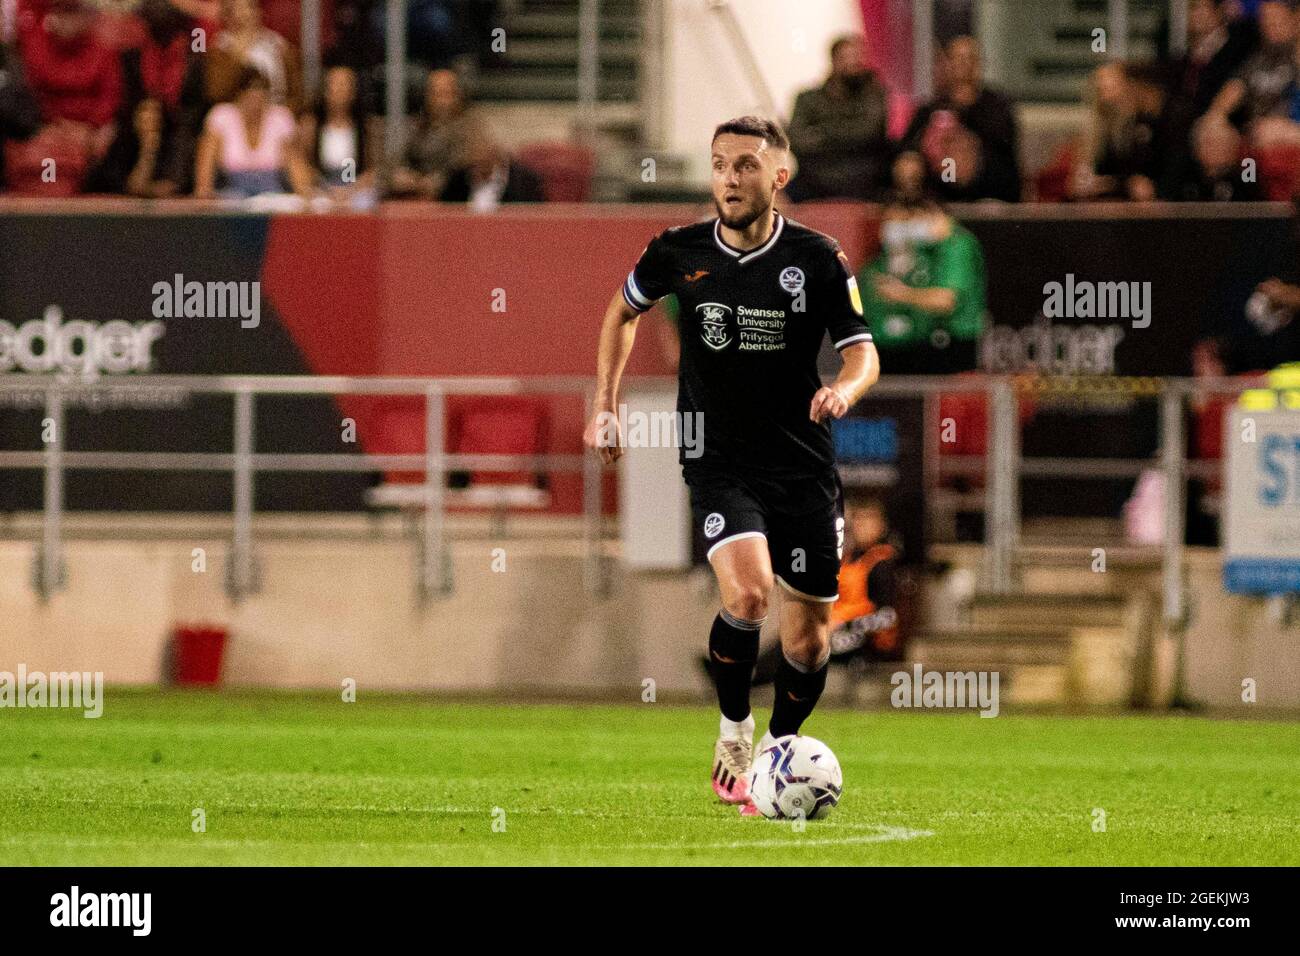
{"left": 712, "top": 116, "right": 789, "bottom": 152}
{"left": 235, "top": 65, "right": 271, "bottom": 94}
{"left": 829, "top": 33, "right": 863, "bottom": 59}
{"left": 845, "top": 490, "right": 887, "bottom": 515}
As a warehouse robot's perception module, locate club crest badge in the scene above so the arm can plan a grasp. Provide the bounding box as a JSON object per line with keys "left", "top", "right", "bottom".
{"left": 779, "top": 266, "right": 805, "bottom": 294}
{"left": 696, "top": 302, "right": 733, "bottom": 351}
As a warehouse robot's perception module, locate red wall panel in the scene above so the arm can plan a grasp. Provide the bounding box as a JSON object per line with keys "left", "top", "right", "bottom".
{"left": 263, "top": 203, "right": 881, "bottom": 513}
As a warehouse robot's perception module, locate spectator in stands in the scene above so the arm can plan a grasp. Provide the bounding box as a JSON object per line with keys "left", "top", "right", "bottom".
{"left": 85, "top": 0, "right": 200, "bottom": 195}
{"left": 84, "top": 95, "right": 178, "bottom": 195}
{"left": 785, "top": 33, "right": 891, "bottom": 202}
{"left": 1159, "top": 0, "right": 1260, "bottom": 198}
{"left": 1071, "top": 61, "right": 1163, "bottom": 201}
{"left": 299, "top": 63, "right": 376, "bottom": 204}
{"left": 902, "top": 35, "right": 1021, "bottom": 202}
{"left": 18, "top": 0, "right": 120, "bottom": 138}
{"left": 1206, "top": 0, "right": 1298, "bottom": 131}
{"left": 327, "top": 0, "right": 382, "bottom": 74}
{"left": 1199, "top": 217, "right": 1300, "bottom": 376}
{"left": 201, "top": 0, "right": 302, "bottom": 109}
{"left": 407, "top": 0, "right": 458, "bottom": 69}
{"left": 386, "top": 67, "right": 475, "bottom": 199}
{"left": 858, "top": 151, "right": 986, "bottom": 375}
{"left": 0, "top": 43, "right": 42, "bottom": 190}
{"left": 121, "top": 0, "right": 198, "bottom": 116}
{"left": 1172, "top": 0, "right": 1258, "bottom": 118}
{"left": 1254, "top": 275, "right": 1300, "bottom": 315}
{"left": 1246, "top": 272, "right": 1300, "bottom": 363}
{"left": 438, "top": 122, "right": 543, "bottom": 209}
{"left": 172, "top": 0, "right": 222, "bottom": 22}
{"left": 193, "top": 65, "right": 310, "bottom": 198}
{"left": 1182, "top": 114, "right": 1264, "bottom": 199}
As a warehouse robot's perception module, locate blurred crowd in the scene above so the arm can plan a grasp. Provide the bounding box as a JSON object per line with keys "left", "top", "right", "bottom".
{"left": 1058, "top": 0, "right": 1300, "bottom": 202}
{"left": 788, "top": 32, "right": 1021, "bottom": 204}
{"left": 0, "top": 0, "right": 546, "bottom": 206}
{"left": 0, "top": 0, "right": 1298, "bottom": 206}
{"left": 788, "top": 0, "right": 1300, "bottom": 204}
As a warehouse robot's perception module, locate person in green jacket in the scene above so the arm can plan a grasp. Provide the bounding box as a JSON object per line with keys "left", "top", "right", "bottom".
{"left": 859, "top": 151, "right": 987, "bottom": 374}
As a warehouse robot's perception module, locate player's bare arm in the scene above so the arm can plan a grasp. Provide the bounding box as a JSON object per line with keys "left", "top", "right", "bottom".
{"left": 583, "top": 291, "right": 640, "bottom": 464}
{"left": 810, "top": 341, "right": 879, "bottom": 423}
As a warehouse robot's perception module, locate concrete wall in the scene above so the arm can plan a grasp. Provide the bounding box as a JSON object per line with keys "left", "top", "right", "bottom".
{"left": 0, "top": 527, "right": 716, "bottom": 698}
{"left": 2, "top": 530, "right": 1297, "bottom": 710}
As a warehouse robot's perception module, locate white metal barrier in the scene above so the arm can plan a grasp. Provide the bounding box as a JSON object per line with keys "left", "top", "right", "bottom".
{"left": 0, "top": 373, "right": 1265, "bottom": 628}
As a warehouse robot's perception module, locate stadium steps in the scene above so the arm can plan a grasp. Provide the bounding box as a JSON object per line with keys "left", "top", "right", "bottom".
{"left": 966, "top": 592, "right": 1129, "bottom": 629}
{"left": 909, "top": 624, "right": 1075, "bottom": 668}
{"left": 474, "top": 0, "right": 642, "bottom": 103}
{"left": 907, "top": 622, "right": 1077, "bottom": 707}
{"left": 901, "top": 588, "right": 1158, "bottom": 706}
{"left": 1004, "top": 0, "right": 1166, "bottom": 104}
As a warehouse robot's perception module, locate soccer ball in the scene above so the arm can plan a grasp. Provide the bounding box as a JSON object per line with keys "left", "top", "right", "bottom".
{"left": 748, "top": 735, "right": 843, "bottom": 820}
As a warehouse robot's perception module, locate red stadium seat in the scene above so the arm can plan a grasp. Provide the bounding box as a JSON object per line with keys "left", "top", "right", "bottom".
{"left": 3, "top": 124, "right": 92, "bottom": 196}
{"left": 514, "top": 142, "right": 596, "bottom": 202}
{"left": 1255, "top": 143, "right": 1300, "bottom": 202}
{"left": 937, "top": 373, "right": 1037, "bottom": 475}
{"left": 364, "top": 397, "right": 552, "bottom": 526}
{"left": 1034, "top": 139, "right": 1079, "bottom": 203}
{"left": 260, "top": 0, "right": 338, "bottom": 48}
{"left": 448, "top": 397, "right": 550, "bottom": 488}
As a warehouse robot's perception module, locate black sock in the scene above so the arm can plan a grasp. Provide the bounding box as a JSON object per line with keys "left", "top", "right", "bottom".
{"left": 708, "top": 610, "right": 762, "bottom": 722}
{"left": 769, "top": 651, "right": 829, "bottom": 738}
{"left": 750, "top": 641, "right": 782, "bottom": 688}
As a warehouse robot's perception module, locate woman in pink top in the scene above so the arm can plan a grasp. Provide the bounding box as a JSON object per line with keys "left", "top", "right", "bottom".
{"left": 194, "top": 67, "right": 311, "bottom": 199}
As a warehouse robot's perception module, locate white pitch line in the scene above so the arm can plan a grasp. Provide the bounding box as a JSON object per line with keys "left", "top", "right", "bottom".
{"left": 1, "top": 825, "right": 935, "bottom": 854}
{"left": 591, "top": 824, "right": 935, "bottom": 851}
{"left": 12, "top": 799, "right": 939, "bottom": 842}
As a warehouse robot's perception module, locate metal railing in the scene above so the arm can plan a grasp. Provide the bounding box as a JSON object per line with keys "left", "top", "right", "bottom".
{"left": 0, "top": 372, "right": 1266, "bottom": 627}
{"left": 0, "top": 375, "right": 605, "bottom": 604}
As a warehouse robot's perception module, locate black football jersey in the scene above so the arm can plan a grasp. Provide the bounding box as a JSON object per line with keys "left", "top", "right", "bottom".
{"left": 621, "top": 213, "right": 872, "bottom": 476}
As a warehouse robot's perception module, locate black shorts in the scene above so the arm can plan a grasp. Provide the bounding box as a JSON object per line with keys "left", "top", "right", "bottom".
{"left": 684, "top": 465, "right": 845, "bottom": 602}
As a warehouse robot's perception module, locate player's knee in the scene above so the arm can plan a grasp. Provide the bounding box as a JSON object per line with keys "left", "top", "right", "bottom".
{"left": 785, "top": 636, "right": 829, "bottom": 670}
{"left": 725, "top": 583, "right": 770, "bottom": 622}
{"left": 784, "top": 616, "right": 830, "bottom": 667}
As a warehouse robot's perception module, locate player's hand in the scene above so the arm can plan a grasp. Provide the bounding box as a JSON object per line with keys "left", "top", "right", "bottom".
{"left": 809, "top": 386, "right": 850, "bottom": 423}
{"left": 583, "top": 407, "right": 624, "bottom": 464}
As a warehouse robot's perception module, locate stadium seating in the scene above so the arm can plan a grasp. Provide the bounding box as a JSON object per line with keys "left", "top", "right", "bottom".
{"left": 365, "top": 396, "right": 552, "bottom": 534}
{"left": 515, "top": 141, "right": 596, "bottom": 202}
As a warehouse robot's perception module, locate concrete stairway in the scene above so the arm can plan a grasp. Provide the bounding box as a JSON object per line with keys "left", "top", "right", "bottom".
{"left": 1006, "top": 0, "right": 1166, "bottom": 103}
{"left": 475, "top": 0, "right": 642, "bottom": 103}
{"left": 905, "top": 590, "right": 1156, "bottom": 707}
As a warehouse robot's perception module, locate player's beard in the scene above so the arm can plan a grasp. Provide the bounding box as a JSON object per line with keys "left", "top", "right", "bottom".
{"left": 714, "top": 193, "right": 770, "bottom": 231}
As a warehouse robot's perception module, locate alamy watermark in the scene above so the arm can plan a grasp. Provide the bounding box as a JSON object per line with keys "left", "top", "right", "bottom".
{"left": 1043, "top": 274, "right": 1151, "bottom": 329}
{"left": 594, "top": 405, "right": 704, "bottom": 458}
{"left": 0, "top": 665, "right": 103, "bottom": 718}
{"left": 50, "top": 886, "right": 150, "bottom": 936}
{"left": 152, "top": 273, "right": 260, "bottom": 328}
{"left": 891, "top": 665, "right": 999, "bottom": 717}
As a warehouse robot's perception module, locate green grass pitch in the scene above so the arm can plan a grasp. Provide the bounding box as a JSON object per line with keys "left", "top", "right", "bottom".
{"left": 3, "top": 690, "right": 1297, "bottom": 866}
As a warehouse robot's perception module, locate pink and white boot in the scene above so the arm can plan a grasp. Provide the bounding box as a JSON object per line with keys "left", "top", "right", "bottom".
{"left": 711, "top": 715, "right": 754, "bottom": 805}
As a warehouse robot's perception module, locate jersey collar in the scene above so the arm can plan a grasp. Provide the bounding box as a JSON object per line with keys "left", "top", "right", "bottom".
{"left": 713, "top": 212, "right": 784, "bottom": 264}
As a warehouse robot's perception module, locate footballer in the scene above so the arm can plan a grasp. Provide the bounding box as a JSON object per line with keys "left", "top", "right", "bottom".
{"left": 583, "top": 116, "right": 880, "bottom": 813}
